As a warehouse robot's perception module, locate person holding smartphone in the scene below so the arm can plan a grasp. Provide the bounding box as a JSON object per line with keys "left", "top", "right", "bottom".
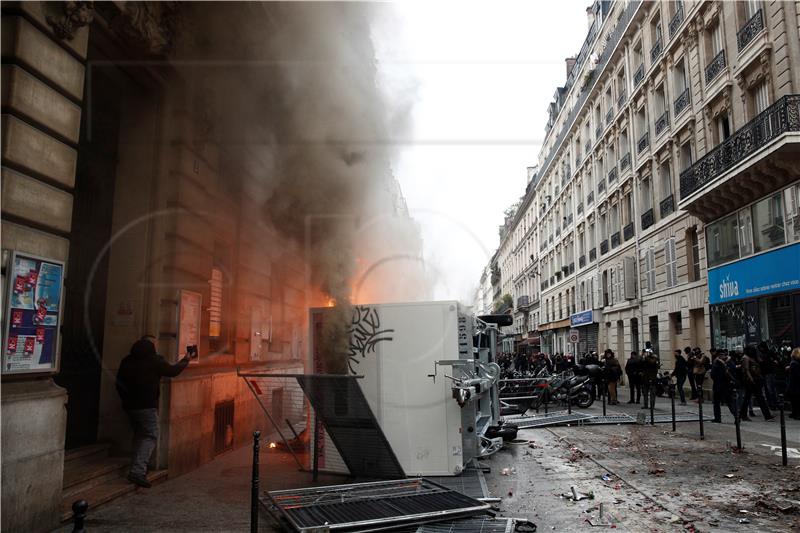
{"left": 116, "top": 335, "right": 190, "bottom": 487}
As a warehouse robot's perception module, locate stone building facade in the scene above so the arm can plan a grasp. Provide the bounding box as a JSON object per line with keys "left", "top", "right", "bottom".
{"left": 1, "top": 3, "right": 421, "bottom": 531}
{"left": 481, "top": 0, "right": 800, "bottom": 369}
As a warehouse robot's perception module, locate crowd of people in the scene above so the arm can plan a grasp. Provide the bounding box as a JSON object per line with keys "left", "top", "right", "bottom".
{"left": 498, "top": 341, "right": 800, "bottom": 421}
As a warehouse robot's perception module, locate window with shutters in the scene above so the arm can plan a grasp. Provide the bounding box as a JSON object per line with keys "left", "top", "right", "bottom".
{"left": 609, "top": 269, "right": 615, "bottom": 306}
{"left": 664, "top": 238, "right": 678, "bottom": 288}
{"left": 643, "top": 248, "right": 656, "bottom": 293}
{"left": 603, "top": 270, "right": 609, "bottom": 307}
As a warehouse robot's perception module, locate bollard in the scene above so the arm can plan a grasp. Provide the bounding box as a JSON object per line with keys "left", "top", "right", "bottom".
{"left": 733, "top": 390, "right": 742, "bottom": 451}
{"left": 779, "top": 394, "right": 788, "bottom": 467}
{"left": 71, "top": 500, "right": 88, "bottom": 533}
{"left": 670, "top": 384, "right": 676, "bottom": 432}
{"left": 698, "top": 393, "right": 704, "bottom": 440}
{"left": 602, "top": 386, "right": 607, "bottom": 417}
{"left": 251, "top": 430, "right": 261, "bottom": 533}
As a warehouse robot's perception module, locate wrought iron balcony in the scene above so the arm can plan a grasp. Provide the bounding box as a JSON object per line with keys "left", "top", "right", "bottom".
{"left": 669, "top": 3, "right": 685, "bottom": 39}
{"left": 611, "top": 231, "right": 621, "bottom": 248}
{"left": 674, "top": 87, "right": 690, "bottom": 117}
{"left": 608, "top": 165, "right": 618, "bottom": 183}
{"left": 620, "top": 152, "right": 631, "bottom": 170}
{"left": 737, "top": 9, "right": 764, "bottom": 52}
{"left": 650, "top": 38, "right": 663, "bottom": 64}
{"left": 517, "top": 295, "right": 531, "bottom": 308}
{"left": 617, "top": 90, "right": 627, "bottom": 109}
{"left": 655, "top": 110, "right": 669, "bottom": 136}
{"left": 680, "top": 95, "right": 800, "bottom": 199}
{"left": 587, "top": 191, "right": 594, "bottom": 205}
{"left": 637, "top": 131, "right": 650, "bottom": 153}
{"left": 600, "top": 239, "right": 609, "bottom": 255}
{"left": 579, "top": 255, "right": 586, "bottom": 268}
{"left": 705, "top": 49, "right": 726, "bottom": 84}
{"left": 660, "top": 194, "right": 675, "bottom": 217}
{"left": 577, "top": 202, "right": 584, "bottom": 214}
{"left": 633, "top": 63, "right": 645, "bottom": 87}
{"left": 589, "top": 247, "right": 597, "bottom": 261}
{"left": 623, "top": 222, "right": 634, "bottom": 241}
{"left": 598, "top": 180, "right": 606, "bottom": 194}
{"left": 641, "top": 208, "right": 655, "bottom": 230}
{"left": 606, "top": 106, "right": 614, "bottom": 127}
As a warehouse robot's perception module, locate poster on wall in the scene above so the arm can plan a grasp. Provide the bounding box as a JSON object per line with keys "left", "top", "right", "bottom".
{"left": 178, "top": 289, "right": 202, "bottom": 364}
{"left": 3, "top": 252, "right": 64, "bottom": 375}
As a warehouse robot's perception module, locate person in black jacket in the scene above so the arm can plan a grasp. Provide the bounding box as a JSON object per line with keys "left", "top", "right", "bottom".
{"left": 671, "top": 349, "right": 688, "bottom": 405}
{"left": 710, "top": 350, "right": 736, "bottom": 422}
{"left": 625, "top": 351, "right": 642, "bottom": 404}
{"left": 116, "top": 336, "right": 190, "bottom": 487}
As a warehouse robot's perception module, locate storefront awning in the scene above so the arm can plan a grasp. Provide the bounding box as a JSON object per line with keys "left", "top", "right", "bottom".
{"left": 537, "top": 319, "right": 571, "bottom": 331}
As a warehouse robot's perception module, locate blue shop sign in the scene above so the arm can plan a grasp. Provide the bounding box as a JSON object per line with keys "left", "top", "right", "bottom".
{"left": 708, "top": 243, "right": 800, "bottom": 305}
{"left": 570, "top": 309, "right": 593, "bottom": 327}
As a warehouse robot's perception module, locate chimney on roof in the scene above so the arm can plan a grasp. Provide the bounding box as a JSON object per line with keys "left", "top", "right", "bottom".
{"left": 566, "top": 56, "right": 577, "bottom": 78}
{"left": 586, "top": 5, "right": 595, "bottom": 30}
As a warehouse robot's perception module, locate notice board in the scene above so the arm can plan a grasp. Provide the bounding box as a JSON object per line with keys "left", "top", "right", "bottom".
{"left": 3, "top": 251, "right": 64, "bottom": 375}
{"left": 178, "top": 289, "right": 202, "bottom": 364}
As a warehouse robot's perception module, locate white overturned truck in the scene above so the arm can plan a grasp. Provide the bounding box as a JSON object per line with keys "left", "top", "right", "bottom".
{"left": 308, "top": 301, "right": 518, "bottom": 477}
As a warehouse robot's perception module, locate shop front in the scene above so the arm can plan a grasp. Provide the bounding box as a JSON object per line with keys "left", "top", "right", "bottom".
{"left": 570, "top": 309, "right": 601, "bottom": 355}
{"left": 708, "top": 242, "right": 800, "bottom": 350}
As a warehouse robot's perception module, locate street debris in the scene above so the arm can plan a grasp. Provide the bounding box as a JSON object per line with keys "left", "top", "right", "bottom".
{"left": 561, "top": 486, "right": 594, "bottom": 501}
{"left": 501, "top": 467, "right": 517, "bottom": 475}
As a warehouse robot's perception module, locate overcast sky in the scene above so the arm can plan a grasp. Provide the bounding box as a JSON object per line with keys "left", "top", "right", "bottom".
{"left": 372, "top": 1, "right": 590, "bottom": 303}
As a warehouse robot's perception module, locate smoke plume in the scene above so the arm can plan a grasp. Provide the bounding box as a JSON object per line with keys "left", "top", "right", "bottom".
{"left": 170, "top": 2, "right": 429, "bottom": 370}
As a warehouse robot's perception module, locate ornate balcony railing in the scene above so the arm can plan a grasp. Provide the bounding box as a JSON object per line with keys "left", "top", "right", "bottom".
{"left": 637, "top": 131, "right": 650, "bottom": 153}
{"left": 606, "top": 106, "right": 614, "bottom": 127}
{"left": 617, "top": 90, "right": 627, "bottom": 109}
{"left": 660, "top": 194, "right": 675, "bottom": 218}
{"left": 517, "top": 295, "right": 531, "bottom": 308}
{"left": 669, "top": 3, "right": 685, "bottom": 39}
{"left": 598, "top": 180, "right": 606, "bottom": 193}
{"left": 608, "top": 165, "right": 618, "bottom": 183}
{"left": 579, "top": 255, "right": 586, "bottom": 268}
{"left": 620, "top": 152, "right": 631, "bottom": 170}
{"left": 587, "top": 191, "right": 594, "bottom": 205}
{"left": 705, "top": 49, "right": 726, "bottom": 84}
{"left": 600, "top": 239, "right": 609, "bottom": 255}
{"left": 623, "top": 222, "right": 635, "bottom": 241}
{"left": 674, "top": 87, "right": 690, "bottom": 117}
{"left": 577, "top": 202, "right": 584, "bottom": 214}
{"left": 680, "top": 95, "right": 800, "bottom": 199}
{"left": 633, "top": 63, "right": 645, "bottom": 87}
{"left": 655, "top": 110, "right": 669, "bottom": 136}
{"left": 650, "top": 38, "right": 663, "bottom": 63}
{"left": 737, "top": 9, "right": 764, "bottom": 52}
{"left": 641, "top": 208, "right": 655, "bottom": 230}
{"left": 611, "top": 232, "right": 621, "bottom": 248}
{"left": 589, "top": 247, "right": 597, "bottom": 261}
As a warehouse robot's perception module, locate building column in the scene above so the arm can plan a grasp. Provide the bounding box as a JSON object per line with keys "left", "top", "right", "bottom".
{"left": 1, "top": 2, "right": 90, "bottom": 531}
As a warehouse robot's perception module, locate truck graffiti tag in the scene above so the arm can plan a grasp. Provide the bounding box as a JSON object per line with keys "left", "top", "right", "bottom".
{"left": 347, "top": 305, "right": 394, "bottom": 374}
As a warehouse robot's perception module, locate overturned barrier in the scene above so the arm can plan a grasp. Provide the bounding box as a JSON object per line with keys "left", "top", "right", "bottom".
{"left": 505, "top": 409, "right": 713, "bottom": 429}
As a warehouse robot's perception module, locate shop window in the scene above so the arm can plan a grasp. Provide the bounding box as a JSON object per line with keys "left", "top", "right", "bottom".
{"left": 711, "top": 303, "right": 746, "bottom": 351}
{"left": 737, "top": 208, "right": 754, "bottom": 256}
{"left": 706, "top": 212, "right": 740, "bottom": 267}
{"left": 785, "top": 184, "right": 800, "bottom": 243}
{"left": 751, "top": 193, "right": 785, "bottom": 253}
{"left": 759, "top": 295, "right": 793, "bottom": 346}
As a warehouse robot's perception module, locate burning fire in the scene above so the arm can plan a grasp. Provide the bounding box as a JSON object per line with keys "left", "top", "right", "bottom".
{"left": 268, "top": 442, "right": 277, "bottom": 449}
{"left": 326, "top": 297, "right": 336, "bottom": 308}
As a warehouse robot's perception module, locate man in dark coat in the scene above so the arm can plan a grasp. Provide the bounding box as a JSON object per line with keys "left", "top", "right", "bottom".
{"left": 625, "top": 351, "right": 642, "bottom": 404}
{"left": 710, "top": 350, "right": 736, "bottom": 422}
{"left": 117, "top": 336, "right": 190, "bottom": 487}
